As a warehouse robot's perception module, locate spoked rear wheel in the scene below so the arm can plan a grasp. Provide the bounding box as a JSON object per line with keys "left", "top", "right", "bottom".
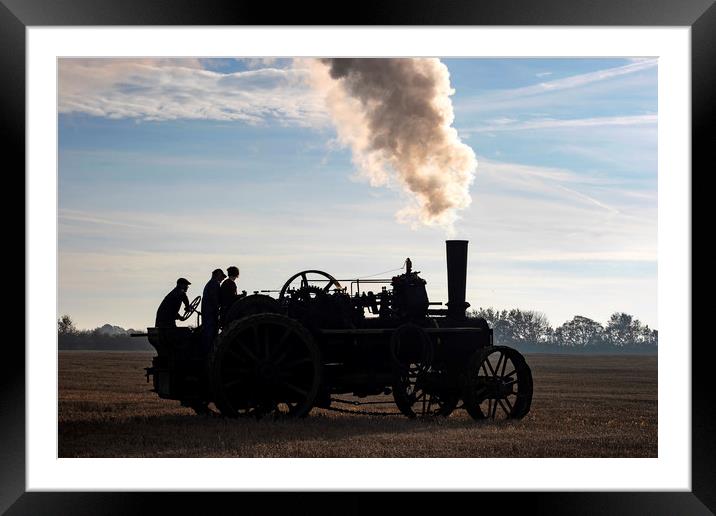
{"left": 210, "top": 314, "right": 321, "bottom": 419}
{"left": 463, "top": 345, "right": 533, "bottom": 421}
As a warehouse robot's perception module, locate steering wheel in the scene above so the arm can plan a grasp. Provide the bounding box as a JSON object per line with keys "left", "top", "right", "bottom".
{"left": 278, "top": 270, "right": 342, "bottom": 300}
{"left": 179, "top": 295, "right": 201, "bottom": 321}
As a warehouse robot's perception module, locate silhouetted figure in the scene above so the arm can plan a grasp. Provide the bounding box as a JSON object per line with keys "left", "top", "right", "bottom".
{"left": 155, "top": 278, "right": 191, "bottom": 327}
{"left": 201, "top": 269, "right": 226, "bottom": 353}
{"left": 220, "top": 266, "right": 240, "bottom": 324}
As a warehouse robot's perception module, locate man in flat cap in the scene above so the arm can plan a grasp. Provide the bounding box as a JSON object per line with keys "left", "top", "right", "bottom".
{"left": 201, "top": 268, "right": 226, "bottom": 353}
{"left": 155, "top": 278, "right": 192, "bottom": 328}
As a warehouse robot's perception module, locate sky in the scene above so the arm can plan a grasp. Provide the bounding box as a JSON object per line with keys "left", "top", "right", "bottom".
{"left": 58, "top": 57, "right": 657, "bottom": 330}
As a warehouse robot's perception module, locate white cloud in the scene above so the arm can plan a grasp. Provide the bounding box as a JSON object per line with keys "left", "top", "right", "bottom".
{"left": 466, "top": 114, "right": 656, "bottom": 133}
{"left": 459, "top": 157, "right": 657, "bottom": 266}
{"left": 497, "top": 59, "right": 657, "bottom": 98}
{"left": 58, "top": 58, "right": 328, "bottom": 125}
{"left": 627, "top": 57, "right": 657, "bottom": 63}
{"left": 242, "top": 57, "right": 280, "bottom": 69}
{"left": 456, "top": 59, "right": 657, "bottom": 115}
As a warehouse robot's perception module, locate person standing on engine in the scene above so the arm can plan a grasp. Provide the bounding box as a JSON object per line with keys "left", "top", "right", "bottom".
{"left": 201, "top": 268, "right": 226, "bottom": 353}
{"left": 219, "top": 266, "right": 240, "bottom": 326}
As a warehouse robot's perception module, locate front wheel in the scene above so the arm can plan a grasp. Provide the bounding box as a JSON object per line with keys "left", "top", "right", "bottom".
{"left": 463, "top": 346, "right": 533, "bottom": 421}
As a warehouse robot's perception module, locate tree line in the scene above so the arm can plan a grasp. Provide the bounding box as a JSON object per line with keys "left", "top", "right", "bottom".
{"left": 467, "top": 308, "right": 657, "bottom": 353}
{"left": 58, "top": 309, "right": 658, "bottom": 354}
{"left": 57, "top": 315, "right": 152, "bottom": 351}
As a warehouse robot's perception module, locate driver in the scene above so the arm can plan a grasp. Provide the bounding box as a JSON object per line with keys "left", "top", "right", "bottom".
{"left": 155, "top": 278, "right": 191, "bottom": 328}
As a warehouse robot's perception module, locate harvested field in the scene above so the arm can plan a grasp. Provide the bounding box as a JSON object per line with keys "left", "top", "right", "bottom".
{"left": 58, "top": 351, "right": 657, "bottom": 458}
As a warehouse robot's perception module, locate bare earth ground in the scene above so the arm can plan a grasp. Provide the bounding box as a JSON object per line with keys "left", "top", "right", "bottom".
{"left": 58, "top": 352, "right": 656, "bottom": 457}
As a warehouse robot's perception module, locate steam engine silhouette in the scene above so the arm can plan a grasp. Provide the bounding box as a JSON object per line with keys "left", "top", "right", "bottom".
{"left": 140, "top": 240, "right": 533, "bottom": 420}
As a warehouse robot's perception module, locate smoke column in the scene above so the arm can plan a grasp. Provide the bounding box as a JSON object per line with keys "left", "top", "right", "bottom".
{"left": 308, "top": 58, "right": 477, "bottom": 232}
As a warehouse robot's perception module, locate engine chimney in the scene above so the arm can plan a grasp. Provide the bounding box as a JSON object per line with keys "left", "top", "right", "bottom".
{"left": 446, "top": 240, "right": 470, "bottom": 319}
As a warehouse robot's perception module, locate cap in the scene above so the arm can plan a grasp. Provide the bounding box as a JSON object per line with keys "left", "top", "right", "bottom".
{"left": 176, "top": 277, "right": 191, "bottom": 286}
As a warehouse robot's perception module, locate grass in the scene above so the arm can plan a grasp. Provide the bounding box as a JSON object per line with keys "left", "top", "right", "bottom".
{"left": 58, "top": 352, "right": 657, "bottom": 457}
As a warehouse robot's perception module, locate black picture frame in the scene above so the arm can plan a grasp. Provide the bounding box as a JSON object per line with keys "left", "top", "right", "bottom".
{"left": 5, "top": 0, "right": 711, "bottom": 514}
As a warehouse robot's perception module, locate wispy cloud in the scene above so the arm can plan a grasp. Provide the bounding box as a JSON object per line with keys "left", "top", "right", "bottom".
{"left": 489, "top": 59, "right": 657, "bottom": 100}
{"left": 59, "top": 58, "right": 328, "bottom": 125}
{"left": 475, "top": 157, "right": 606, "bottom": 188}
{"left": 456, "top": 59, "right": 657, "bottom": 115}
{"left": 462, "top": 157, "right": 656, "bottom": 264}
{"left": 465, "top": 114, "right": 656, "bottom": 133}
{"left": 59, "top": 209, "right": 148, "bottom": 229}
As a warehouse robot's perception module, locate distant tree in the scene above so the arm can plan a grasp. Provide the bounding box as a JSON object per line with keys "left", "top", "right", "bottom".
{"left": 58, "top": 314, "right": 77, "bottom": 335}
{"left": 554, "top": 315, "right": 604, "bottom": 348}
{"left": 469, "top": 307, "right": 513, "bottom": 345}
{"left": 507, "top": 309, "right": 552, "bottom": 346}
{"left": 470, "top": 307, "right": 553, "bottom": 347}
{"left": 468, "top": 307, "right": 656, "bottom": 353}
{"left": 469, "top": 307, "right": 498, "bottom": 326}
{"left": 605, "top": 312, "right": 645, "bottom": 348}
{"left": 639, "top": 326, "right": 658, "bottom": 348}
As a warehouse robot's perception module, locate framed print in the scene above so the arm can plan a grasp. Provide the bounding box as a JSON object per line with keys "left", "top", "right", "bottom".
{"left": 6, "top": 0, "right": 712, "bottom": 513}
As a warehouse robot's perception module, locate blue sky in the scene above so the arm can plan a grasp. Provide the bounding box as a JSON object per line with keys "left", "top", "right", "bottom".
{"left": 58, "top": 57, "right": 657, "bottom": 330}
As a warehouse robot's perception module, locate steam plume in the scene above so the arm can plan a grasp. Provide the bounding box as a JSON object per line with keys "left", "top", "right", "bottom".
{"left": 308, "top": 58, "right": 477, "bottom": 231}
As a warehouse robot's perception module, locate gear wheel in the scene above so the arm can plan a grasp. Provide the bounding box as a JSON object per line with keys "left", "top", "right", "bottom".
{"left": 290, "top": 285, "right": 327, "bottom": 303}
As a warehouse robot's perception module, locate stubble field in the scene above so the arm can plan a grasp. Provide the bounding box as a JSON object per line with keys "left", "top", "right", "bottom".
{"left": 58, "top": 351, "right": 657, "bottom": 458}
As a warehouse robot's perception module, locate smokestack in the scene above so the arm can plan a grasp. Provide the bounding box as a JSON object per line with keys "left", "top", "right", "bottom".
{"left": 446, "top": 240, "right": 470, "bottom": 318}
